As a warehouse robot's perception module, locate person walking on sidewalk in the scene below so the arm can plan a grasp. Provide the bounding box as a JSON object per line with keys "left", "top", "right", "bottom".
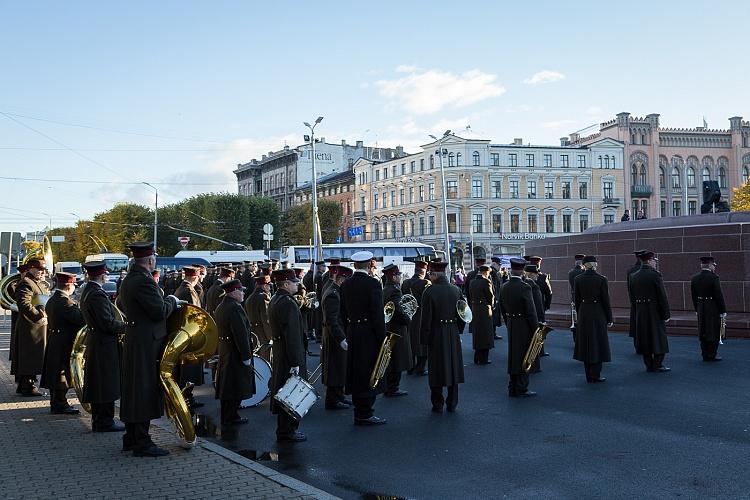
{"left": 40, "top": 272, "right": 85, "bottom": 414}
{"left": 79, "top": 261, "right": 126, "bottom": 433}
{"left": 117, "top": 242, "right": 182, "bottom": 457}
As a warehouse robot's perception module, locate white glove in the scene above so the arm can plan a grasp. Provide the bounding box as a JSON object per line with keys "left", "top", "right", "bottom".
{"left": 720, "top": 313, "right": 727, "bottom": 318}
{"left": 289, "top": 366, "right": 299, "bottom": 376}
{"left": 664, "top": 318, "right": 671, "bottom": 323}
{"left": 340, "top": 339, "right": 348, "bottom": 351}
{"left": 242, "top": 359, "right": 252, "bottom": 366}
{"left": 9, "top": 304, "right": 18, "bottom": 312}
{"left": 607, "top": 322, "right": 614, "bottom": 327}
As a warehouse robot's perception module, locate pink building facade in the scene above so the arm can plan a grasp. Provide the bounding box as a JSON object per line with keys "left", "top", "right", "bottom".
{"left": 567, "top": 113, "right": 750, "bottom": 219}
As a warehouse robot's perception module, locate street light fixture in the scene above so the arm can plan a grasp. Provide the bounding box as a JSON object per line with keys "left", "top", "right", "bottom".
{"left": 304, "top": 116, "right": 324, "bottom": 267}
{"left": 429, "top": 130, "right": 453, "bottom": 277}
{"left": 142, "top": 182, "right": 158, "bottom": 251}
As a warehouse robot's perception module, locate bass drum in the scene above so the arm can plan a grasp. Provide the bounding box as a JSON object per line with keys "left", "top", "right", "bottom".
{"left": 239, "top": 355, "right": 272, "bottom": 408}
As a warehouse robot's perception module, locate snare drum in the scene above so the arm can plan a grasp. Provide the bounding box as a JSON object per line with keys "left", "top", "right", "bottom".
{"left": 239, "top": 355, "right": 272, "bottom": 408}
{"left": 273, "top": 374, "right": 319, "bottom": 420}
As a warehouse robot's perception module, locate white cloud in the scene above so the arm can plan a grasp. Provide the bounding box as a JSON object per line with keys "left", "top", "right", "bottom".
{"left": 586, "top": 106, "right": 603, "bottom": 116}
{"left": 523, "top": 70, "right": 566, "bottom": 85}
{"left": 540, "top": 119, "right": 577, "bottom": 130}
{"left": 395, "top": 64, "right": 418, "bottom": 73}
{"left": 375, "top": 68, "right": 506, "bottom": 114}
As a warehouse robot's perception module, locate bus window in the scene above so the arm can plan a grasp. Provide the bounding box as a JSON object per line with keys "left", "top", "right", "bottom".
{"left": 295, "top": 248, "right": 311, "bottom": 262}
{"left": 384, "top": 247, "right": 406, "bottom": 257}
{"left": 323, "top": 248, "right": 344, "bottom": 260}
{"left": 402, "top": 247, "right": 419, "bottom": 260}
{"left": 104, "top": 258, "right": 129, "bottom": 274}
{"left": 341, "top": 247, "right": 360, "bottom": 259}
{"left": 370, "top": 247, "right": 384, "bottom": 259}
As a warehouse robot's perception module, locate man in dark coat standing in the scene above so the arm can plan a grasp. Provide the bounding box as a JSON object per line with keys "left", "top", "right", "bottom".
{"left": 626, "top": 250, "right": 646, "bottom": 349}
{"left": 502, "top": 258, "right": 538, "bottom": 397}
{"left": 462, "top": 258, "right": 484, "bottom": 334}
{"left": 568, "top": 254, "right": 586, "bottom": 341}
{"left": 523, "top": 264, "right": 546, "bottom": 373}
{"left": 321, "top": 265, "right": 352, "bottom": 410}
{"left": 268, "top": 269, "right": 307, "bottom": 442}
{"left": 80, "top": 261, "right": 126, "bottom": 432}
{"left": 244, "top": 273, "right": 273, "bottom": 362}
{"left": 7, "top": 263, "right": 27, "bottom": 391}
{"left": 629, "top": 251, "right": 671, "bottom": 372}
{"left": 214, "top": 279, "right": 255, "bottom": 425}
{"left": 205, "top": 267, "right": 235, "bottom": 317}
{"left": 526, "top": 256, "right": 551, "bottom": 356}
{"left": 12, "top": 258, "right": 49, "bottom": 396}
{"left": 490, "top": 257, "right": 503, "bottom": 339}
{"left": 382, "top": 264, "right": 411, "bottom": 397}
{"left": 420, "top": 260, "right": 465, "bottom": 412}
{"left": 340, "top": 251, "right": 387, "bottom": 426}
{"left": 573, "top": 256, "right": 613, "bottom": 383}
{"left": 402, "top": 260, "right": 430, "bottom": 375}
{"left": 117, "top": 242, "right": 181, "bottom": 457}
{"left": 173, "top": 266, "right": 205, "bottom": 408}
{"left": 469, "top": 264, "right": 495, "bottom": 365}
{"left": 41, "top": 272, "right": 85, "bottom": 414}
{"left": 690, "top": 256, "right": 727, "bottom": 362}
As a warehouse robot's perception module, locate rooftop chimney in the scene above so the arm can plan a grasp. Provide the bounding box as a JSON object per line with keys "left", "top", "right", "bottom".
{"left": 341, "top": 139, "right": 346, "bottom": 146}
{"left": 560, "top": 137, "right": 570, "bottom": 147}
{"left": 262, "top": 154, "right": 267, "bottom": 160}
{"left": 356, "top": 140, "right": 363, "bottom": 148}
{"left": 513, "top": 138, "right": 523, "bottom": 145}
{"left": 396, "top": 145, "right": 404, "bottom": 157}
{"left": 569, "top": 132, "right": 580, "bottom": 143}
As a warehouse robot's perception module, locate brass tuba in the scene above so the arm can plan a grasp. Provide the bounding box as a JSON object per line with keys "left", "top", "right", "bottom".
{"left": 370, "top": 332, "right": 398, "bottom": 389}
{"left": 457, "top": 299, "right": 473, "bottom": 323}
{"left": 522, "top": 324, "right": 554, "bottom": 373}
{"left": 0, "top": 236, "right": 54, "bottom": 309}
{"left": 160, "top": 304, "right": 218, "bottom": 447}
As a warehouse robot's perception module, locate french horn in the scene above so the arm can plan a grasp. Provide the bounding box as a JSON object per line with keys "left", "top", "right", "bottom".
{"left": 0, "top": 236, "right": 54, "bottom": 309}
{"left": 457, "top": 299, "right": 473, "bottom": 323}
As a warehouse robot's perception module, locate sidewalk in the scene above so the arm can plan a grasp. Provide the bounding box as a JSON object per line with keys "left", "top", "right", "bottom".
{"left": 0, "top": 321, "right": 337, "bottom": 500}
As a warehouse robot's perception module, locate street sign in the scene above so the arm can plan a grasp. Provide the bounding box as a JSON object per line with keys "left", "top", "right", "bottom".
{"left": 346, "top": 226, "right": 364, "bottom": 238}
{"left": 336, "top": 236, "right": 343, "bottom": 243}
{"left": 178, "top": 236, "right": 190, "bottom": 248}
{"left": 263, "top": 223, "right": 274, "bottom": 235}
{"left": 262, "top": 234, "right": 274, "bottom": 241}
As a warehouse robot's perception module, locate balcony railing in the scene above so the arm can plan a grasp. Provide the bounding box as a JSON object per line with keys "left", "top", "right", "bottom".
{"left": 352, "top": 210, "right": 366, "bottom": 218}
{"left": 601, "top": 197, "right": 621, "bottom": 206}
{"left": 631, "top": 184, "right": 653, "bottom": 197}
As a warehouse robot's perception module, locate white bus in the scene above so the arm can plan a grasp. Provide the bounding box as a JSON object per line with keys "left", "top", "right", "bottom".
{"left": 174, "top": 250, "right": 267, "bottom": 265}
{"left": 281, "top": 242, "right": 442, "bottom": 277}
{"left": 84, "top": 253, "right": 129, "bottom": 278}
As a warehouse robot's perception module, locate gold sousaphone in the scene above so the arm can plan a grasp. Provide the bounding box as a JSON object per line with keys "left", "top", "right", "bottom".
{"left": 0, "top": 237, "right": 53, "bottom": 309}
{"left": 522, "top": 324, "right": 554, "bottom": 373}
{"left": 371, "top": 294, "right": 419, "bottom": 389}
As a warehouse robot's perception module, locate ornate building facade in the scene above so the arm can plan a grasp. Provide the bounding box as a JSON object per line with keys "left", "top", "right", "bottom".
{"left": 293, "top": 169, "right": 356, "bottom": 242}
{"left": 568, "top": 113, "right": 750, "bottom": 218}
{"left": 351, "top": 134, "right": 625, "bottom": 260}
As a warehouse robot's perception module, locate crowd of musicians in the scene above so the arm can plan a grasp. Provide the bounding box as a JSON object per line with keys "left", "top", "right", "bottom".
{"left": 5, "top": 239, "right": 727, "bottom": 455}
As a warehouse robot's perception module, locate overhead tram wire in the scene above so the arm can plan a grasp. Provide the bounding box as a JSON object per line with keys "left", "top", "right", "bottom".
{"left": 0, "top": 175, "right": 233, "bottom": 187}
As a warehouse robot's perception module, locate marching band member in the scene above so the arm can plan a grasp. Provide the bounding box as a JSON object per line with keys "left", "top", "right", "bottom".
{"left": 205, "top": 267, "right": 235, "bottom": 317}
{"left": 489, "top": 257, "right": 503, "bottom": 339}
{"left": 525, "top": 256, "right": 551, "bottom": 357}
{"left": 626, "top": 250, "right": 646, "bottom": 350}
{"left": 40, "top": 272, "right": 85, "bottom": 414}
{"left": 690, "top": 256, "right": 726, "bottom": 362}
{"left": 268, "top": 269, "right": 307, "bottom": 442}
{"left": 173, "top": 266, "right": 205, "bottom": 409}
{"left": 523, "top": 264, "right": 546, "bottom": 373}
{"left": 321, "top": 265, "right": 352, "bottom": 410}
{"left": 8, "top": 263, "right": 28, "bottom": 392}
{"left": 420, "top": 260, "right": 465, "bottom": 412}
{"left": 340, "top": 251, "right": 387, "bottom": 426}
{"left": 402, "top": 260, "right": 429, "bottom": 376}
{"left": 572, "top": 256, "right": 613, "bottom": 383}
{"left": 382, "top": 264, "right": 411, "bottom": 398}
{"left": 629, "top": 251, "right": 671, "bottom": 373}
{"left": 12, "top": 258, "right": 49, "bottom": 397}
{"left": 80, "top": 261, "right": 126, "bottom": 432}
{"left": 469, "top": 264, "right": 495, "bottom": 365}
{"left": 244, "top": 273, "right": 273, "bottom": 362}
{"left": 568, "top": 254, "right": 586, "bottom": 342}
{"left": 502, "top": 258, "right": 538, "bottom": 398}
{"left": 214, "top": 279, "right": 255, "bottom": 425}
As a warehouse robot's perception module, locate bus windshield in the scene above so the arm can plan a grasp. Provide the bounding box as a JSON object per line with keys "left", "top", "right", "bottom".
{"left": 103, "top": 258, "right": 129, "bottom": 274}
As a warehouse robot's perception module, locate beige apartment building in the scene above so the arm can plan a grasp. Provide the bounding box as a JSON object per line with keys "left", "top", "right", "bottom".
{"left": 351, "top": 134, "right": 625, "bottom": 260}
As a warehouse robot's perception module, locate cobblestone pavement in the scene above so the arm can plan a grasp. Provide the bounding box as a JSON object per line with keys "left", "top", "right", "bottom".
{"left": 0, "top": 319, "right": 337, "bottom": 500}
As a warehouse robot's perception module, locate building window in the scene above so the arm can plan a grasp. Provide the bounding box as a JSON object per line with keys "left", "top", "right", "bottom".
{"left": 560, "top": 155, "right": 569, "bottom": 168}
{"left": 409, "top": 187, "right": 414, "bottom": 204}
{"left": 410, "top": 161, "right": 415, "bottom": 173}
{"left": 390, "top": 190, "right": 396, "bottom": 207}
{"left": 562, "top": 181, "right": 571, "bottom": 199}
{"left": 603, "top": 181, "right": 613, "bottom": 200}
{"left": 604, "top": 214, "right": 614, "bottom": 224}
{"left": 375, "top": 170, "right": 380, "bottom": 181}
{"left": 544, "top": 180, "right": 554, "bottom": 199}
{"left": 526, "top": 154, "right": 535, "bottom": 167}
{"left": 429, "top": 156, "right": 434, "bottom": 169}
{"left": 373, "top": 223, "right": 380, "bottom": 240}
{"left": 409, "top": 219, "right": 414, "bottom": 236}
{"left": 597, "top": 156, "right": 603, "bottom": 168}
{"left": 631, "top": 165, "right": 638, "bottom": 186}
{"left": 492, "top": 214, "right": 502, "bottom": 233}
{"left": 382, "top": 191, "right": 387, "bottom": 209}
{"left": 418, "top": 185, "right": 425, "bottom": 202}
{"left": 718, "top": 167, "right": 727, "bottom": 188}
{"left": 446, "top": 180, "right": 458, "bottom": 199}
{"left": 577, "top": 155, "right": 586, "bottom": 168}
{"left": 510, "top": 214, "right": 520, "bottom": 233}
{"left": 671, "top": 167, "right": 681, "bottom": 188}
{"left": 660, "top": 200, "right": 666, "bottom": 217}
{"left": 509, "top": 153, "right": 518, "bottom": 167}
{"left": 428, "top": 182, "right": 435, "bottom": 200}
{"left": 563, "top": 214, "right": 572, "bottom": 233}
{"left": 383, "top": 222, "right": 388, "bottom": 238}
{"left": 448, "top": 153, "right": 455, "bottom": 167}
{"left": 579, "top": 181, "right": 588, "bottom": 199}
{"left": 687, "top": 167, "right": 696, "bottom": 188}
{"left": 456, "top": 152, "right": 462, "bottom": 166}
{"left": 392, "top": 221, "right": 397, "bottom": 237}
{"left": 640, "top": 166, "right": 647, "bottom": 185}
{"left": 374, "top": 193, "right": 378, "bottom": 209}
{"left": 743, "top": 166, "right": 749, "bottom": 183}
{"left": 528, "top": 214, "right": 538, "bottom": 233}
{"left": 473, "top": 151, "right": 481, "bottom": 166}
{"left": 702, "top": 167, "right": 711, "bottom": 182}
{"left": 672, "top": 200, "right": 681, "bottom": 217}
{"left": 604, "top": 156, "right": 610, "bottom": 169}
{"left": 688, "top": 200, "right": 697, "bottom": 215}
{"left": 579, "top": 214, "right": 589, "bottom": 232}
{"left": 490, "top": 153, "right": 499, "bottom": 166}
{"left": 420, "top": 159, "right": 425, "bottom": 171}
{"left": 384, "top": 168, "right": 388, "bottom": 180}
{"left": 447, "top": 213, "right": 457, "bottom": 233}
{"left": 612, "top": 156, "right": 616, "bottom": 169}
{"left": 399, "top": 220, "right": 405, "bottom": 237}
{"left": 471, "top": 179, "right": 482, "bottom": 198}
{"left": 510, "top": 180, "right": 519, "bottom": 199}
{"left": 399, "top": 188, "right": 404, "bottom": 205}
{"left": 429, "top": 216, "right": 435, "bottom": 234}
{"left": 391, "top": 166, "right": 397, "bottom": 177}
{"left": 492, "top": 180, "right": 501, "bottom": 198}
{"left": 472, "top": 213, "right": 483, "bottom": 233}
{"left": 543, "top": 154, "right": 552, "bottom": 167}
{"left": 527, "top": 180, "right": 537, "bottom": 199}
{"left": 419, "top": 217, "right": 425, "bottom": 235}
{"left": 360, "top": 195, "right": 365, "bottom": 212}
{"left": 641, "top": 200, "right": 649, "bottom": 219}
{"left": 659, "top": 168, "right": 665, "bottom": 188}
{"left": 545, "top": 214, "right": 555, "bottom": 233}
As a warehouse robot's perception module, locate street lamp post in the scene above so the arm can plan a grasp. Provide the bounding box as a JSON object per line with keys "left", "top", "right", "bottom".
{"left": 429, "top": 130, "right": 453, "bottom": 277}
{"left": 304, "top": 117, "right": 324, "bottom": 266}
{"left": 142, "top": 182, "right": 158, "bottom": 251}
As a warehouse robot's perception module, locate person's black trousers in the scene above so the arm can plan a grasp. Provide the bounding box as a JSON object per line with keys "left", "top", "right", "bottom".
{"left": 430, "top": 385, "right": 458, "bottom": 409}
{"left": 91, "top": 402, "right": 115, "bottom": 430}
{"left": 584, "top": 362, "right": 602, "bottom": 381}
{"left": 276, "top": 411, "right": 299, "bottom": 437}
{"left": 352, "top": 394, "right": 375, "bottom": 420}
{"left": 508, "top": 373, "right": 529, "bottom": 395}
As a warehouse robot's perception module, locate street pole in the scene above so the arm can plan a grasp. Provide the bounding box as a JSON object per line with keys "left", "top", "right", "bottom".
{"left": 142, "top": 182, "right": 158, "bottom": 251}
{"left": 430, "top": 132, "right": 453, "bottom": 277}
{"left": 304, "top": 117, "right": 324, "bottom": 269}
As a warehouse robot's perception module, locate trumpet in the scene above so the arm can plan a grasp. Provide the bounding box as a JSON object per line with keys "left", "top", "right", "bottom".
{"left": 719, "top": 315, "right": 726, "bottom": 345}
{"left": 570, "top": 301, "right": 577, "bottom": 329}
{"left": 294, "top": 292, "right": 318, "bottom": 309}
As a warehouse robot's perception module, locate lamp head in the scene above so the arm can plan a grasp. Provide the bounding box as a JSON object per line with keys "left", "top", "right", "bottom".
{"left": 315, "top": 116, "right": 324, "bottom": 124}
{"left": 444, "top": 129, "right": 451, "bottom": 136}
{"left": 303, "top": 122, "right": 311, "bottom": 128}
{"left": 429, "top": 134, "right": 437, "bottom": 141}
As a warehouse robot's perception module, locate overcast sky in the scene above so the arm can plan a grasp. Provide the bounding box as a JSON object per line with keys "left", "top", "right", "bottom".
{"left": 1, "top": 0, "right": 748, "bottom": 233}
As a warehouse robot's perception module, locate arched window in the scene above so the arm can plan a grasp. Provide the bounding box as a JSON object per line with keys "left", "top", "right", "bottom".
{"left": 671, "top": 167, "right": 681, "bottom": 188}
{"left": 718, "top": 167, "right": 727, "bottom": 188}
{"left": 456, "top": 152, "right": 462, "bottom": 166}
{"left": 448, "top": 153, "right": 455, "bottom": 167}
{"left": 686, "top": 167, "right": 695, "bottom": 188}
{"left": 612, "top": 156, "right": 616, "bottom": 169}
{"left": 631, "top": 165, "right": 638, "bottom": 185}
{"left": 743, "top": 166, "right": 749, "bottom": 184}
{"left": 472, "top": 151, "right": 480, "bottom": 166}
{"left": 597, "top": 156, "right": 603, "bottom": 168}
{"left": 702, "top": 167, "right": 711, "bottom": 182}
{"left": 604, "top": 156, "right": 610, "bottom": 169}
{"left": 430, "top": 155, "right": 434, "bottom": 169}
{"left": 640, "top": 165, "right": 647, "bottom": 185}
{"left": 659, "top": 167, "right": 665, "bottom": 188}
